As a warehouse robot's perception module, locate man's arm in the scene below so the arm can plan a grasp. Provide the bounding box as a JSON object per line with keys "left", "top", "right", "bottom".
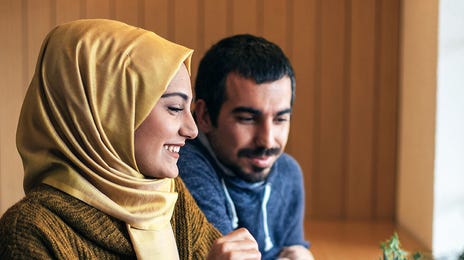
{"left": 276, "top": 154, "right": 312, "bottom": 257}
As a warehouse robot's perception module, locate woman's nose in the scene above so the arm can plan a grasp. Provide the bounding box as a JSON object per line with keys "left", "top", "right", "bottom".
{"left": 181, "top": 111, "right": 198, "bottom": 139}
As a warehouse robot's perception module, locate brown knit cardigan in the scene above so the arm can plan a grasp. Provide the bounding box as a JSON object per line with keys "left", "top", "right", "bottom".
{"left": 0, "top": 177, "right": 221, "bottom": 259}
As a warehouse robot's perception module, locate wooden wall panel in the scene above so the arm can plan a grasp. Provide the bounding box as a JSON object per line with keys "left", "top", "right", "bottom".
{"left": 290, "top": 0, "right": 318, "bottom": 219}
{"left": 374, "top": 0, "right": 400, "bottom": 219}
{"left": 172, "top": 0, "right": 200, "bottom": 77}
{"left": 26, "top": 0, "right": 54, "bottom": 84}
{"left": 262, "top": 0, "right": 288, "bottom": 51}
{"left": 346, "top": 0, "right": 376, "bottom": 219}
{"left": 0, "top": 0, "right": 26, "bottom": 214}
{"left": 312, "top": 0, "right": 348, "bottom": 219}
{"left": 84, "top": 0, "right": 111, "bottom": 19}
{"left": 114, "top": 0, "right": 142, "bottom": 27}
{"left": 202, "top": 0, "right": 228, "bottom": 51}
{"left": 55, "top": 0, "right": 83, "bottom": 25}
{"left": 0, "top": 0, "right": 400, "bottom": 220}
{"left": 231, "top": 0, "right": 258, "bottom": 35}
{"left": 143, "top": 0, "right": 169, "bottom": 38}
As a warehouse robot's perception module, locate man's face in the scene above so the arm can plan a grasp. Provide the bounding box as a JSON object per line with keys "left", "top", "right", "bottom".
{"left": 199, "top": 72, "right": 292, "bottom": 182}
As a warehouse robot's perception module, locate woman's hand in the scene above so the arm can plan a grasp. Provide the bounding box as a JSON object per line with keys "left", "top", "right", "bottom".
{"left": 207, "top": 228, "right": 261, "bottom": 260}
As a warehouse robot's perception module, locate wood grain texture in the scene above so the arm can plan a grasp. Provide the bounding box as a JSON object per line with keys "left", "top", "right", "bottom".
{"left": 374, "top": 0, "right": 400, "bottom": 219}
{"left": 290, "top": 0, "right": 317, "bottom": 219}
{"left": 0, "top": 0, "right": 26, "bottom": 213}
{"left": 313, "top": 0, "right": 348, "bottom": 218}
{"left": 0, "top": 0, "right": 400, "bottom": 220}
{"left": 307, "top": 219, "right": 430, "bottom": 259}
{"left": 346, "top": 0, "right": 376, "bottom": 219}
{"left": 143, "top": 0, "right": 169, "bottom": 38}
{"left": 83, "top": 0, "right": 111, "bottom": 19}
{"left": 231, "top": 0, "right": 258, "bottom": 35}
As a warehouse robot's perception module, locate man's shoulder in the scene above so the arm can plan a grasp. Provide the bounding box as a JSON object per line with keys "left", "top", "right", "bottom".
{"left": 267, "top": 153, "right": 305, "bottom": 189}
{"left": 178, "top": 138, "right": 212, "bottom": 165}
{"left": 178, "top": 138, "right": 220, "bottom": 181}
{"left": 275, "top": 153, "right": 302, "bottom": 173}
{"left": 179, "top": 138, "right": 205, "bottom": 156}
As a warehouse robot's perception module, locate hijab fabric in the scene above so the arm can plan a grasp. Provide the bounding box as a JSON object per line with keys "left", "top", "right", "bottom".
{"left": 16, "top": 19, "right": 193, "bottom": 259}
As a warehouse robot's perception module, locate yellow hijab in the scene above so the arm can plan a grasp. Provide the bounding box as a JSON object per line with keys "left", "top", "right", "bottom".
{"left": 16, "top": 19, "right": 193, "bottom": 259}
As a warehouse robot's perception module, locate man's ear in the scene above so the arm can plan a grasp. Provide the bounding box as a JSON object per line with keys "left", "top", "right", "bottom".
{"left": 194, "top": 99, "right": 213, "bottom": 133}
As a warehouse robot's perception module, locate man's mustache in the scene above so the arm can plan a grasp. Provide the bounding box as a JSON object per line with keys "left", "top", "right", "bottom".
{"left": 237, "top": 147, "right": 281, "bottom": 158}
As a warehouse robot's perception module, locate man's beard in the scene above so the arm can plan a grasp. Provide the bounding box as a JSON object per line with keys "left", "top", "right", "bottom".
{"left": 232, "top": 147, "right": 281, "bottom": 183}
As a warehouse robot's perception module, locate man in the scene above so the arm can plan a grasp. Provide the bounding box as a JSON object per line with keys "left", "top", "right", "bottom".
{"left": 178, "top": 34, "right": 313, "bottom": 260}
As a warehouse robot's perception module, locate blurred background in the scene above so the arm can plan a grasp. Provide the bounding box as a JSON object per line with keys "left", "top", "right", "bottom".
{"left": 1, "top": 0, "right": 462, "bottom": 259}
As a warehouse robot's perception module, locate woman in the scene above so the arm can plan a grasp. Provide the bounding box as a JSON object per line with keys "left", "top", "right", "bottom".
{"left": 0, "top": 19, "right": 260, "bottom": 259}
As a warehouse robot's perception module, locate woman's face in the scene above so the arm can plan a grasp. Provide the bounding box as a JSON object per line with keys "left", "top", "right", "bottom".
{"left": 134, "top": 64, "right": 198, "bottom": 178}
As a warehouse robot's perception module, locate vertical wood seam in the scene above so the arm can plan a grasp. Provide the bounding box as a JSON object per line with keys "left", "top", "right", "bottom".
{"left": 226, "top": 0, "right": 233, "bottom": 35}
{"left": 342, "top": 0, "right": 352, "bottom": 219}
{"left": 167, "top": 0, "right": 175, "bottom": 40}
{"left": 371, "top": 0, "right": 382, "bottom": 219}
{"left": 256, "top": 0, "right": 263, "bottom": 35}
{"left": 21, "top": 0, "right": 28, "bottom": 96}
{"left": 109, "top": 0, "right": 116, "bottom": 20}
{"left": 50, "top": 0, "right": 57, "bottom": 25}
{"left": 286, "top": 0, "right": 294, "bottom": 60}
{"left": 197, "top": 0, "right": 205, "bottom": 50}
{"left": 80, "top": 0, "right": 86, "bottom": 18}
{"left": 312, "top": 0, "right": 322, "bottom": 219}
{"left": 392, "top": 0, "right": 402, "bottom": 222}
{"left": 138, "top": 0, "right": 145, "bottom": 28}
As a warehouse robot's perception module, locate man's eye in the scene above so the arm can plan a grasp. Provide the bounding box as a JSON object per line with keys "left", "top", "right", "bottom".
{"left": 237, "top": 116, "right": 255, "bottom": 123}
{"left": 168, "top": 106, "right": 184, "bottom": 113}
{"left": 275, "top": 116, "right": 290, "bottom": 123}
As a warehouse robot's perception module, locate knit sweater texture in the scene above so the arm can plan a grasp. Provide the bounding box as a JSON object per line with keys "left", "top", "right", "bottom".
{"left": 0, "top": 177, "right": 221, "bottom": 259}
{"left": 178, "top": 138, "right": 309, "bottom": 260}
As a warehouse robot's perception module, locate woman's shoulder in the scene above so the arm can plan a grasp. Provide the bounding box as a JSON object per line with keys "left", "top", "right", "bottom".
{"left": 0, "top": 185, "right": 55, "bottom": 227}
{"left": 0, "top": 184, "right": 132, "bottom": 258}
{"left": 0, "top": 185, "right": 65, "bottom": 257}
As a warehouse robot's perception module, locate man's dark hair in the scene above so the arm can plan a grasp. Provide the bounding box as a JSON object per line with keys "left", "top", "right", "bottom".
{"left": 194, "top": 34, "right": 295, "bottom": 126}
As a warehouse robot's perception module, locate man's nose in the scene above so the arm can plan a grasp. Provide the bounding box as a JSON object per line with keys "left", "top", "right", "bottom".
{"left": 254, "top": 120, "right": 273, "bottom": 148}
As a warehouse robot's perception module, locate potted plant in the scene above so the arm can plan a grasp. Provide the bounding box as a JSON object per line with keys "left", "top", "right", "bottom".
{"left": 380, "top": 233, "right": 423, "bottom": 260}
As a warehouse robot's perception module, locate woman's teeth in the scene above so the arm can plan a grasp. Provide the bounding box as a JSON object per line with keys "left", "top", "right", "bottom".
{"left": 164, "top": 145, "right": 180, "bottom": 153}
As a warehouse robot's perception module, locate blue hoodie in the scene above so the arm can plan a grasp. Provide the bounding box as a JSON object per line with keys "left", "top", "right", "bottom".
{"left": 178, "top": 135, "right": 310, "bottom": 259}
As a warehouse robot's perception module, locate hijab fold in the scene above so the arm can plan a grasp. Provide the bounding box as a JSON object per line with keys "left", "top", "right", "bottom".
{"left": 16, "top": 19, "right": 193, "bottom": 259}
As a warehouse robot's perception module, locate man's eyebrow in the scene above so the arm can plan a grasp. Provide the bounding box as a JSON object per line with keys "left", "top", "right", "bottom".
{"left": 232, "top": 107, "right": 261, "bottom": 115}
{"left": 160, "top": 92, "right": 189, "bottom": 101}
{"left": 232, "top": 107, "right": 292, "bottom": 116}
{"left": 276, "top": 108, "right": 292, "bottom": 116}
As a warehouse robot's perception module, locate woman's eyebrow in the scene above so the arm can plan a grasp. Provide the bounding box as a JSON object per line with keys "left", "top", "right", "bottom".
{"left": 160, "top": 92, "right": 189, "bottom": 101}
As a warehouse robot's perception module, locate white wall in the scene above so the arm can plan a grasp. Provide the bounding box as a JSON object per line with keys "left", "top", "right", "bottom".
{"left": 433, "top": 0, "right": 464, "bottom": 257}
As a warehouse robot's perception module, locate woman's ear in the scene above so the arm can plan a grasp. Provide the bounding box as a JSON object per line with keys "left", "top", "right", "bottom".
{"left": 194, "top": 99, "right": 213, "bottom": 133}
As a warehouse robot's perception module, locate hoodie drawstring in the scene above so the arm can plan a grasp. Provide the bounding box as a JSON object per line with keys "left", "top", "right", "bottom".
{"left": 221, "top": 179, "right": 274, "bottom": 252}
{"left": 262, "top": 183, "right": 273, "bottom": 251}
{"left": 221, "top": 178, "right": 239, "bottom": 229}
